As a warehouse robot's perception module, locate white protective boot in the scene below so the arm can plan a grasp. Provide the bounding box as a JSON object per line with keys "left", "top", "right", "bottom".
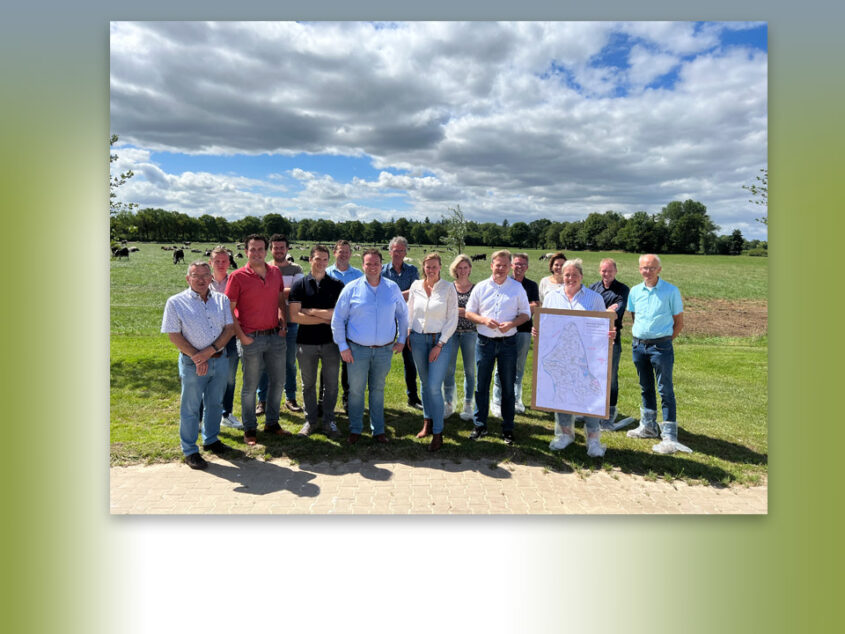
{"left": 626, "top": 408, "right": 660, "bottom": 438}
{"left": 459, "top": 399, "right": 474, "bottom": 421}
{"left": 585, "top": 422, "right": 606, "bottom": 458}
{"left": 652, "top": 422, "right": 693, "bottom": 454}
{"left": 549, "top": 413, "right": 575, "bottom": 450}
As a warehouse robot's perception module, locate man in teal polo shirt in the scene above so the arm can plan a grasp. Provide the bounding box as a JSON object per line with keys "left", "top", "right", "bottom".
{"left": 626, "top": 254, "right": 691, "bottom": 454}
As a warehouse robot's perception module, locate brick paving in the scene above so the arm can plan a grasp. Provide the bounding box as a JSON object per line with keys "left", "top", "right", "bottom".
{"left": 110, "top": 457, "right": 767, "bottom": 515}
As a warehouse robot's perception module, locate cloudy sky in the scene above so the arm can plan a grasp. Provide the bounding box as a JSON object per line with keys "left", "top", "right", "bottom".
{"left": 110, "top": 21, "right": 768, "bottom": 239}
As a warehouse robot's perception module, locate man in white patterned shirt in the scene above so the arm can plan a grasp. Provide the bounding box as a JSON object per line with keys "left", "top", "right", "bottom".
{"left": 465, "top": 250, "right": 531, "bottom": 445}
{"left": 162, "top": 261, "right": 235, "bottom": 469}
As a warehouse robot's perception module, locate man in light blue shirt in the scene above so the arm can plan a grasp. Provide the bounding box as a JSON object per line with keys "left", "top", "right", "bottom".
{"left": 324, "top": 239, "right": 363, "bottom": 412}
{"left": 625, "top": 254, "right": 691, "bottom": 454}
{"left": 332, "top": 248, "right": 408, "bottom": 444}
{"left": 161, "top": 261, "right": 235, "bottom": 469}
{"left": 326, "top": 239, "right": 364, "bottom": 285}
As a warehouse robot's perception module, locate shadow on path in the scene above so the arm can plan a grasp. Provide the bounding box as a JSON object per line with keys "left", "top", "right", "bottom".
{"left": 205, "top": 459, "right": 319, "bottom": 497}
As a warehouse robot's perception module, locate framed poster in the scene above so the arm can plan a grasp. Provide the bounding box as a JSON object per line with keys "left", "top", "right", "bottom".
{"left": 531, "top": 308, "right": 613, "bottom": 418}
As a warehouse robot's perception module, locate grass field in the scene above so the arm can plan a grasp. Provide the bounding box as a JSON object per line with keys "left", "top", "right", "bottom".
{"left": 111, "top": 242, "right": 768, "bottom": 486}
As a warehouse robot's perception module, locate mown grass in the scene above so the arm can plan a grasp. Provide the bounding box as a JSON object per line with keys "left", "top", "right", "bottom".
{"left": 110, "top": 242, "right": 768, "bottom": 485}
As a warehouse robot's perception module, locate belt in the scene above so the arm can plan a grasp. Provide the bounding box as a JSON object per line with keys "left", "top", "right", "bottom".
{"left": 414, "top": 332, "right": 442, "bottom": 344}
{"left": 478, "top": 333, "right": 515, "bottom": 341}
{"left": 633, "top": 336, "right": 672, "bottom": 345}
{"left": 246, "top": 327, "right": 280, "bottom": 337}
{"left": 348, "top": 339, "right": 394, "bottom": 348}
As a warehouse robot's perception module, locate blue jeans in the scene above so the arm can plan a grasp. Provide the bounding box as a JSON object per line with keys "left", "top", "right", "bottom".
{"left": 238, "top": 333, "right": 286, "bottom": 431}
{"left": 257, "top": 323, "right": 298, "bottom": 402}
{"left": 222, "top": 336, "right": 240, "bottom": 415}
{"left": 610, "top": 338, "right": 621, "bottom": 407}
{"left": 443, "top": 330, "right": 477, "bottom": 406}
{"left": 632, "top": 338, "right": 676, "bottom": 422}
{"left": 475, "top": 334, "right": 518, "bottom": 431}
{"left": 346, "top": 342, "right": 394, "bottom": 435}
{"left": 177, "top": 353, "right": 229, "bottom": 456}
{"left": 409, "top": 332, "right": 454, "bottom": 434}
{"left": 493, "top": 331, "right": 531, "bottom": 406}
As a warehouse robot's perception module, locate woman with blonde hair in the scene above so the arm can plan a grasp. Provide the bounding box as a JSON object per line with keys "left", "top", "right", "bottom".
{"left": 443, "top": 253, "right": 477, "bottom": 421}
{"left": 406, "top": 252, "right": 458, "bottom": 451}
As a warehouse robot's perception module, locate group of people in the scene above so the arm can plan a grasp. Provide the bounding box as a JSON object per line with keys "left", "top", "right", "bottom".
{"left": 162, "top": 233, "right": 690, "bottom": 470}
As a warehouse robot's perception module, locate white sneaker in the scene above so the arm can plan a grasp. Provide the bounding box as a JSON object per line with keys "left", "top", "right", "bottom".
{"left": 515, "top": 401, "right": 525, "bottom": 414}
{"left": 221, "top": 413, "right": 244, "bottom": 430}
{"left": 459, "top": 401, "right": 474, "bottom": 421}
{"left": 549, "top": 434, "right": 574, "bottom": 451}
{"left": 444, "top": 402, "right": 454, "bottom": 418}
{"left": 490, "top": 402, "right": 502, "bottom": 418}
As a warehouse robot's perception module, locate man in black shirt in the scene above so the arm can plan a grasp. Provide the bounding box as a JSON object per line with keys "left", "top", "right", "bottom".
{"left": 492, "top": 252, "right": 540, "bottom": 416}
{"left": 288, "top": 244, "right": 346, "bottom": 437}
{"left": 589, "top": 258, "right": 633, "bottom": 430}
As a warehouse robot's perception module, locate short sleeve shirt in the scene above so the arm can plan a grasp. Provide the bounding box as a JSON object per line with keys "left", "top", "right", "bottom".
{"left": 224, "top": 263, "right": 284, "bottom": 333}
{"left": 289, "top": 274, "right": 345, "bottom": 345}
{"left": 626, "top": 278, "right": 683, "bottom": 339}
{"left": 161, "top": 288, "right": 233, "bottom": 350}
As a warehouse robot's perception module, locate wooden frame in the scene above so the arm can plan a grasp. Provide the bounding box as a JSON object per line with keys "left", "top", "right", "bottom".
{"left": 531, "top": 307, "right": 613, "bottom": 418}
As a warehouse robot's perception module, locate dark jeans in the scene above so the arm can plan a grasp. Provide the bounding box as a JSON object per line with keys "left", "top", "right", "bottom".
{"left": 401, "top": 344, "right": 419, "bottom": 400}
{"left": 632, "top": 338, "right": 676, "bottom": 422}
{"left": 297, "top": 342, "right": 340, "bottom": 425}
{"left": 610, "top": 338, "right": 621, "bottom": 407}
{"left": 474, "top": 334, "right": 517, "bottom": 431}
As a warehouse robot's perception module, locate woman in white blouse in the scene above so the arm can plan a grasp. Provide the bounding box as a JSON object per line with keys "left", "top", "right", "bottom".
{"left": 538, "top": 251, "right": 567, "bottom": 304}
{"left": 406, "top": 252, "right": 458, "bottom": 451}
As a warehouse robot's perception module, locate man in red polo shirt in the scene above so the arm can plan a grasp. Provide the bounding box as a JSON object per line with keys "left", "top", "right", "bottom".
{"left": 225, "top": 234, "right": 289, "bottom": 445}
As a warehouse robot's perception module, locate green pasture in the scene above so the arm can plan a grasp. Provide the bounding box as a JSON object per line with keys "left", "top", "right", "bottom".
{"left": 111, "top": 242, "right": 768, "bottom": 485}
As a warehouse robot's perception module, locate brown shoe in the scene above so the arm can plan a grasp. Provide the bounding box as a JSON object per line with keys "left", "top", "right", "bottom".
{"left": 244, "top": 430, "right": 257, "bottom": 446}
{"left": 263, "top": 423, "right": 291, "bottom": 436}
{"left": 373, "top": 433, "right": 388, "bottom": 444}
{"left": 416, "top": 418, "right": 433, "bottom": 438}
{"left": 347, "top": 433, "right": 360, "bottom": 445}
{"left": 428, "top": 433, "right": 443, "bottom": 452}
{"left": 285, "top": 399, "right": 303, "bottom": 413}
{"left": 255, "top": 401, "right": 266, "bottom": 416}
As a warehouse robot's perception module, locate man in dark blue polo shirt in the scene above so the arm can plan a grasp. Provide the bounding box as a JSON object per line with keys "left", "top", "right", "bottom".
{"left": 381, "top": 235, "right": 422, "bottom": 409}
{"left": 288, "top": 244, "right": 346, "bottom": 437}
{"left": 589, "top": 257, "right": 633, "bottom": 430}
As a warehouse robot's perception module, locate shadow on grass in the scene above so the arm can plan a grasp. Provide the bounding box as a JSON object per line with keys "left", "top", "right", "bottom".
{"left": 111, "top": 358, "right": 181, "bottom": 393}
{"left": 678, "top": 428, "right": 768, "bottom": 466}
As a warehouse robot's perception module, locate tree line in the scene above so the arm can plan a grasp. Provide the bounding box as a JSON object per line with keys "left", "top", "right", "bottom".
{"left": 110, "top": 201, "right": 766, "bottom": 256}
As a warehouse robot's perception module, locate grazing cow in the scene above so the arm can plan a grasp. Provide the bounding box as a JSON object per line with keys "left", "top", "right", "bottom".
{"left": 228, "top": 253, "right": 237, "bottom": 269}
{"left": 112, "top": 247, "right": 130, "bottom": 259}
{"left": 173, "top": 249, "right": 185, "bottom": 265}
{"left": 184, "top": 242, "right": 191, "bottom": 247}
{"left": 129, "top": 247, "right": 140, "bottom": 252}
{"left": 471, "top": 253, "right": 487, "bottom": 261}
{"left": 299, "top": 255, "right": 309, "bottom": 262}
{"left": 540, "top": 252, "right": 554, "bottom": 261}
{"left": 236, "top": 252, "right": 244, "bottom": 259}
{"left": 204, "top": 250, "right": 211, "bottom": 257}
{"left": 286, "top": 255, "right": 295, "bottom": 263}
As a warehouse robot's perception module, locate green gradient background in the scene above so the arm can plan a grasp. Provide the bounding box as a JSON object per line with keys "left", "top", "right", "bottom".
{"left": 3, "top": 2, "right": 839, "bottom": 633}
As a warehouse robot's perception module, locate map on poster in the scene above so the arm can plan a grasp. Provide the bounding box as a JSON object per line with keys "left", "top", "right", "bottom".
{"left": 532, "top": 308, "right": 612, "bottom": 418}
